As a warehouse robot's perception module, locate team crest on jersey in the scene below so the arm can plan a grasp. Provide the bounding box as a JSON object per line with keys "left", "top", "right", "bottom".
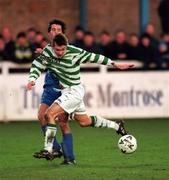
{"left": 39, "top": 54, "right": 48, "bottom": 65}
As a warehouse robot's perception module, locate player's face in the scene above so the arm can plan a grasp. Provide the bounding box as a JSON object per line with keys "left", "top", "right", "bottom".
{"left": 53, "top": 45, "right": 66, "bottom": 58}
{"left": 49, "top": 24, "right": 63, "bottom": 40}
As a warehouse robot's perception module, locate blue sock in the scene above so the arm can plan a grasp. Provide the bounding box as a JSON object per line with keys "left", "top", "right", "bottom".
{"left": 61, "top": 133, "right": 75, "bottom": 161}
{"left": 41, "top": 125, "right": 61, "bottom": 151}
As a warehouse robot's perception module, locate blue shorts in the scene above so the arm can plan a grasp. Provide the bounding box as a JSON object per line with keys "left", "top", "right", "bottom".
{"left": 41, "top": 71, "right": 61, "bottom": 106}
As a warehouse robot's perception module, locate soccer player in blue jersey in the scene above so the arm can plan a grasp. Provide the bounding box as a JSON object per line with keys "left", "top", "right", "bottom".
{"left": 33, "top": 20, "right": 75, "bottom": 165}
{"left": 27, "top": 33, "right": 134, "bottom": 160}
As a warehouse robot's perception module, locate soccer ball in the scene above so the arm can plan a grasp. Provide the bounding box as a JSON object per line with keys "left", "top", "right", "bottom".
{"left": 118, "top": 135, "right": 137, "bottom": 154}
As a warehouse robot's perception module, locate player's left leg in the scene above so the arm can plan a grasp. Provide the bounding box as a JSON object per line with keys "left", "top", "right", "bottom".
{"left": 74, "top": 114, "right": 127, "bottom": 136}
{"left": 73, "top": 100, "right": 127, "bottom": 136}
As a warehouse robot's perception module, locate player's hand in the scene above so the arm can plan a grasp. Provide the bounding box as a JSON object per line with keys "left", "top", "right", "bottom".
{"left": 112, "top": 62, "right": 134, "bottom": 70}
{"left": 26, "top": 81, "right": 35, "bottom": 90}
{"left": 35, "top": 48, "right": 43, "bottom": 54}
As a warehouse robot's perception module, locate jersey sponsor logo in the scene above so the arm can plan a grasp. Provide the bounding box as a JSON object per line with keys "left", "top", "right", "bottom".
{"left": 40, "top": 54, "right": 60, "bottom": 65}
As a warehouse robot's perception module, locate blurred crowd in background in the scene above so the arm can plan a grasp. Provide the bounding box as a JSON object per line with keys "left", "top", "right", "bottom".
{"left": 0, "top": 23, "right": 169, "bottom": 70}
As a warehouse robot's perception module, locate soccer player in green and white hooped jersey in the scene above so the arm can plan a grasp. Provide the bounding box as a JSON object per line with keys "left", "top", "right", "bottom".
{"left": 27, "top": 33, "right": 134, "bottom": 160}
{"left": 33, "top": 19, "right": 76, "bottom": 165}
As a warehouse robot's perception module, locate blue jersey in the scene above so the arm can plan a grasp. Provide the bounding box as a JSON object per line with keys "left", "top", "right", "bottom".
{"left": 43, "top": 70, "right": 60, "bottom": 89}
{"left": 41, "top": 70, "right": 61, "bottom": 106}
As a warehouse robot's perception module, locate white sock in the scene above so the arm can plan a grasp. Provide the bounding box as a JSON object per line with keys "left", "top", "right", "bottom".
{"left": 44, "top": 125, "right": 57, "bottom": 153}
{"left": 91, "top": 115, "right": 119, "bottom": 130}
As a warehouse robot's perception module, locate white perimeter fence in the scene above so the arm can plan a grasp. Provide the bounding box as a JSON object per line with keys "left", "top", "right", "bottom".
{"left": 0, "top": 62, "right": 169, "bottom": 121}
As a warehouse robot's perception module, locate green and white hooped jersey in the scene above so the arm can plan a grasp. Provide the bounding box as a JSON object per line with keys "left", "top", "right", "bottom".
{"left": 28, "top": 44, "right": 114, "bottom": 88}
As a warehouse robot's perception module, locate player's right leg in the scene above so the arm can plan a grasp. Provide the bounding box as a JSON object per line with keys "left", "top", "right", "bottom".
{"left": 36, "top": 102, "right": 77, "bottom": 161}
{"left": 35, "top": 103, "right": 75, "bottom": 164}
{"left": 33, "top": 103, "right": 67, "bottom": 161}
{"left": 34, "top": 71, "right": 63, "bottom": 159}
{"left": 36, "top": 102, "right": 66, "bottom": 159}
{"left": 38, "top": 103, "right": 49, "bottom": 126}
{"left": 35, "top": 72, "right": 76, "bottom": 162}
{"left": 33, "top": 103, "right": 62, "bottom": 159}
{"left": 35, "top": 93, "right": 76, "bottom": 161}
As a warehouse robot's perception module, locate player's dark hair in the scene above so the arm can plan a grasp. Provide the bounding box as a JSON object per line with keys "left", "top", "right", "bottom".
{"left": 52, "top": 33, "right": 68, "bottom": 46}
{"left": 48, "top": 19, "right": 66, "bottom": 33}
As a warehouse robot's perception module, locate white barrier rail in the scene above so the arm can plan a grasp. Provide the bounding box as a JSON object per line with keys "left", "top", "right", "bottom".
{"left": 0, "top": 62, "right": 168, "bottom": 121}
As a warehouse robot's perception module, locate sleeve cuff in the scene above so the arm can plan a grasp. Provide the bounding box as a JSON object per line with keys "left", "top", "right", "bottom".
{"left": 107, "top": 59, "right": 115, "bottom": 66}
{"left": 28, "top": 77, "right": 36, "bottom": 82}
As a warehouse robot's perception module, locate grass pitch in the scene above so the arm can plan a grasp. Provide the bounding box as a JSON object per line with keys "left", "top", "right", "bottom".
{"left": 0, "top": 119, "right": 169, "bottom": 180}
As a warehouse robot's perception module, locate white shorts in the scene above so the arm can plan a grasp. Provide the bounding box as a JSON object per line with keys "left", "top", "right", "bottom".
{"left": 55, "top": 84, "right": 86, "bottom": 114}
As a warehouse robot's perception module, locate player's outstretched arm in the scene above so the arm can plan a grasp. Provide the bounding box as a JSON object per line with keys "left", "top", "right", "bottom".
{"left": 81, "top": 51, "right": 134, "bottom": 69}
{"left": 111, "top": 62, "right": 134, "bottom": 70}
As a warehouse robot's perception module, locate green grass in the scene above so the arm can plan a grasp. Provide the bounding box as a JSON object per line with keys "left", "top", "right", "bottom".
{"left": 0, "top": 119, "right": 169, "bottom": 180}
